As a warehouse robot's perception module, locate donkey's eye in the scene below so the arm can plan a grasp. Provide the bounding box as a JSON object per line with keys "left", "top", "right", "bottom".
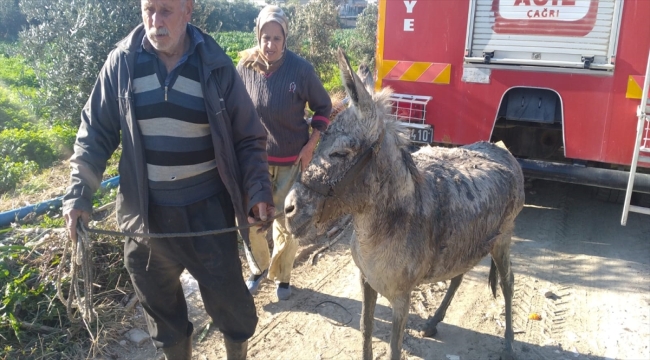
{"left": 329, "top": 150, "right": 349, "bottom": 158}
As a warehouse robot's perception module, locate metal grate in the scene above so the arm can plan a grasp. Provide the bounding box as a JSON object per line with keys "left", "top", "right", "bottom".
{"left": 388, "top": 93, "right": 432, "bottom": 125}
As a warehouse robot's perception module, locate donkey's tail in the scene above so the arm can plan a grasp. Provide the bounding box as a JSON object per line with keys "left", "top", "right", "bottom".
{"left": 488, "top": 257, "right": 498, "bottom": 298}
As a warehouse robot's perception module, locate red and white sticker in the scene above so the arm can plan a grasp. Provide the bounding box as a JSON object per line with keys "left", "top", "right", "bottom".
{"left": 492, "top": 0, "right": 599, "bottom": 36}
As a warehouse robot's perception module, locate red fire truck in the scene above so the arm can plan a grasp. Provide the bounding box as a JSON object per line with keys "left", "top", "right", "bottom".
{"left": 375, "top": 0, "right": 650, "bottom": 218}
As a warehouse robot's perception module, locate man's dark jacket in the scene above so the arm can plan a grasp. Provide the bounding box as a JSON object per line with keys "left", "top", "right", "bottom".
{"left": 62, "top": 24, "right": 273, "bottom": 246}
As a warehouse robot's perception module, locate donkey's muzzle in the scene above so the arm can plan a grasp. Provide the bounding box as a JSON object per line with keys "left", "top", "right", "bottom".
{"left": 284, "top": 184, "right": 316, "bottom": 238}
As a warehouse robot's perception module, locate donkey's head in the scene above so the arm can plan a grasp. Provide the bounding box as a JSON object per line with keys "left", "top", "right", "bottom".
{"left": 284, "top": 49, "right": 403, "bottom": 238}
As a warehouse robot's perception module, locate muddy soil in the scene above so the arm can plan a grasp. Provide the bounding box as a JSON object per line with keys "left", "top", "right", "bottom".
{"left": 106, "top": 179, "right": 650, "bottom": 360}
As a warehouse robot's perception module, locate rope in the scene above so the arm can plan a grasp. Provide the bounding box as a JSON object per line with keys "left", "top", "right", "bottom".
{"left": 84, "top": 213, "right": 284, "bottom": 238}
{"left": 55, "top": 212, "right": 284, "bottom": 328}
{"left": 56, "top": 222, "right": 97, "bottom": 327}
{"left": 314, "top": 300, "right": 353, "bottom": 326}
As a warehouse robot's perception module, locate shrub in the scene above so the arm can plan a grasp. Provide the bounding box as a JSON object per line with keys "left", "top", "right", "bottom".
{"left": 0, "top": 158, "right": 38, "bottom": 193}
{"left": 49, "top": 120, "right": 77, "bottom": 158}
{"left": 320, "top": 63, "right": 344, "bottom": 93}
{"left": 331, "top": 28, "right": 354, "bottom": 52}
{"left": 213, "top": 31, "right": 256, "bottom": 64}
{"left": 0, "top": 41, "right": 16, "bottom": 56}
{"left": 0, "top": 127, "right": 58, "bottom": 168}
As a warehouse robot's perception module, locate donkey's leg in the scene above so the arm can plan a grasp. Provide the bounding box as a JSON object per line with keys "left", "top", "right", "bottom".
{"left": 360, "top": 275, "right": 378, "bottom": 360}
{"left": 491, "top": 236, "right": 516, "bottom": 360}
{"left": 421, "top": 274, "right": 464, "bottom": 337}
{"left": 389, "top": 293, "right": 411, "bottom": 360}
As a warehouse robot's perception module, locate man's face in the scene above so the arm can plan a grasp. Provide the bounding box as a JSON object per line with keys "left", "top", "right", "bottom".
{"left": 141, "top": 0, "right": 192, "bottom": 56}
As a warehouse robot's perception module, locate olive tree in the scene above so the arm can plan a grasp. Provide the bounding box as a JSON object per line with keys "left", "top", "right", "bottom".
{"left": 287, "top": 0, "right": 339, "bottom": 75}
{"left": 193, "top": 0, "right": 260, "bottom": 33}
{"left": 0, "top": 0, "right": 26, "bottom": 41}
{"left": 17, "top": 0, "right": 234, "bottom": 125}
{"left": 18, "top": 0, "right": 142, "bottom": 124}
{"left": 350, "top": 3, "right": 377, "bottom": 71}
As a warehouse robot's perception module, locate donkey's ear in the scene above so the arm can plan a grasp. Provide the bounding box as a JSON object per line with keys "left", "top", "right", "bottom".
{"left": 357, "top": 63, "right": 375, "bottom": 95}
{"left": 337, "top": 48, "right": 374, "bottom": 116}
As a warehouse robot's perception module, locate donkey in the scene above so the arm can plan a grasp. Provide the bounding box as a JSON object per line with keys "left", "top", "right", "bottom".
{"left": 284, "top": 49, "right": 525, "bottom": 360}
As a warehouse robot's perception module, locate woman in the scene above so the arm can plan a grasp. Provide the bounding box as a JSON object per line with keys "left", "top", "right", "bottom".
{"left": 237, "top": 5, "right": 332, "bottom": 300}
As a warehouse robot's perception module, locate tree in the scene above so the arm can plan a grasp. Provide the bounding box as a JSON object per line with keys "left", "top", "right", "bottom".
{"left": 0, "top": 0, "right": 26, "bottom": 41}
{"left": 287, "top": 0, "right": 339, "bottom": 75}
{"left": 193, "top": 0, "right": 260, "bottom": 34}
{"left": 16, "top": 0, "right": 232, "bottom": 125}
{"left": 350, "top": 3, "right": 377, "bottom": 71}
{"left": 18, "top": 0, "right": 142, "bottom": 124}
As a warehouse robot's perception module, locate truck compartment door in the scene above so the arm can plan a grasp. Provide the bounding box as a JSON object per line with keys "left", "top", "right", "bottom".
{"left": 465, "top": 0, "right": 623, "bottom": 71}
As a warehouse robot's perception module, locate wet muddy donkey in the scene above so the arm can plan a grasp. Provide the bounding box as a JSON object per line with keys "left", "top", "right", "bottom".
{"left": 284, "top": 49, "right": 525, "bottom": 360}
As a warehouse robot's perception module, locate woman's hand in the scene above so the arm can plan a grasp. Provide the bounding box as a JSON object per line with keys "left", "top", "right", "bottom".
{"left": 296, "top": 130, "right": 320, "bottom": 172}
{"left": 296, "top": 142, "right": 315, "bottom": 172}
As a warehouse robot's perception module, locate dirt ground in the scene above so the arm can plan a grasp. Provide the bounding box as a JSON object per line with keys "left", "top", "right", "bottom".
{"left": 106, "top": 179, "right": 650, "bottom": 360}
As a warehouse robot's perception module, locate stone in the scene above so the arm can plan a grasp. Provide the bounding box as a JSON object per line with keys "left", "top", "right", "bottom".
{"left": 125, "top": 328, "right": 150, "bottom": 346}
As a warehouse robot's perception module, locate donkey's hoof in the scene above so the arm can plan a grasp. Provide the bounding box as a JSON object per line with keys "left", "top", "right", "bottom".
{"left": 419, "top": 322, "right": 438, "bottom": 338}
{"left": 500, "top": 349, "right": 516, "bottom": 360}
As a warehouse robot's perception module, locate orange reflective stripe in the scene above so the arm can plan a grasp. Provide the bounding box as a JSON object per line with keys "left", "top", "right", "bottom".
{"left": 380, "top": 61, "right": 451, "bottom": 85}
{"left": 400, "top": 62, "right": 431, "bottom": 81}
{"left": 385, "top": 61, "right": 414, "bottom": 80}
{"left": 418, "top": 63, "right": 451, "bottom": 84}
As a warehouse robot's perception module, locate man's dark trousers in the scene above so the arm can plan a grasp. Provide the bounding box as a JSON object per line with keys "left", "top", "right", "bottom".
{"left": 124, "top": 191, "right": 257, "bottom": 349}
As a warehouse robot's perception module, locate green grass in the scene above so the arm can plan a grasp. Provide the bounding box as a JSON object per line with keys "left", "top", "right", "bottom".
{"left": 213, "top": 31, "right": 256, "bottom": 65}
{"left": 0, "top": 54, "right": 38, "bottom": 89}
{"left": 331, "top": 28, "right": 355, "bottom": 51}
{"left": 0, "top": 56, "right": 39, "bottom": 129}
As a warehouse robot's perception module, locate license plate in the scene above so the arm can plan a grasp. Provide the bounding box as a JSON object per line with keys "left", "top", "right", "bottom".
{"left": 408, "top": 126, "right": 433, "bottom": 144}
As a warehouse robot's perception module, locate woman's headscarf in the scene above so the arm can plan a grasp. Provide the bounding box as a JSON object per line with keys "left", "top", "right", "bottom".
{"left": 239, "top": 5, "right": 289, "bottom": 74}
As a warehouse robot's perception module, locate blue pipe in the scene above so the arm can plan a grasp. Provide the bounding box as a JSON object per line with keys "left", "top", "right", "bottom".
{"left": 0, "top": 176, "right": 120, "bottom": 228}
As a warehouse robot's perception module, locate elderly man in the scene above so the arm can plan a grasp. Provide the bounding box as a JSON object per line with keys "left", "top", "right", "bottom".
{"left": 62, "top": 0, "right": 273, "bottom": 358}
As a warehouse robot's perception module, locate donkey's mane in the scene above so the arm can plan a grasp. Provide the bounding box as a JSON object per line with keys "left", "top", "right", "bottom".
{"left": 371, "top": 87, "right": 424, "bottom": 184}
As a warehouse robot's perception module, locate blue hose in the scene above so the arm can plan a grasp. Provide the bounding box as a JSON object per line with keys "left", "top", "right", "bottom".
{"left": 0, "top": 176, "right": 120, "bottom": 228}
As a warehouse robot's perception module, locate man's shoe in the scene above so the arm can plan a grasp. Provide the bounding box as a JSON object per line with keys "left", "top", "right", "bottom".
{"left": 277, "top": 282, "right": 291, "bottom": 300}
{"left": 245, "top": 269, "right": 267, "bottom": 295}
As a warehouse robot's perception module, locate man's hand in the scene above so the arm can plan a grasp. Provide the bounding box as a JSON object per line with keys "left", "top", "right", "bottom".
{"left": 64, "top": 208, "right": 90, "bottom": 241}
{"left": 248, "top": 202, "right": 276, "bottom": 233}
